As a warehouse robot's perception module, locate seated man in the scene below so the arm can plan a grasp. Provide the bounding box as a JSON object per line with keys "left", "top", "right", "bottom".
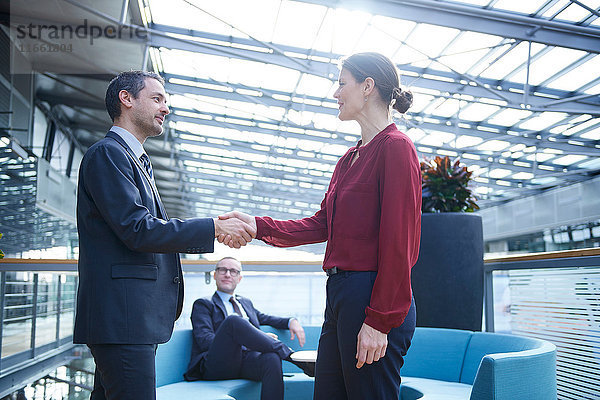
{"left": 184, "top": 257, "right": 313, "bottom": 400}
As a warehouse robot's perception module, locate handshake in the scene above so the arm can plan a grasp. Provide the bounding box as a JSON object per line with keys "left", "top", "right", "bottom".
{"left": 213, "top": 211, "right": 256, "bottom": 249}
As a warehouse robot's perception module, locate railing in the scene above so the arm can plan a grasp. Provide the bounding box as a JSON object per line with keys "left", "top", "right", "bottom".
{"left": 3, "top": 253, "right": 599, "bottom": 399}
{"left": 484, "top": 248, "right": 600, "bottom": 400}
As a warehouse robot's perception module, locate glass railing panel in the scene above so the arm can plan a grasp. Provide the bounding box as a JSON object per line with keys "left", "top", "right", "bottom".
{"left": 176, "top": 271, "right": 327, "bottom": 330}
{"left": 35, "top": 273, "right": 60, "bottom": 348}
{"left": 59, "top": 275, "right": 77, "bottom": 340}
{"left": 2, "top": 271, "right": 35, "bottom": 357}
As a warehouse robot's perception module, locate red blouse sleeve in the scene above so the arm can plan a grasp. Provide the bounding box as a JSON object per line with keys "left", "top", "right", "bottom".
{"left": 364, "top": 135, "right": 422, "bottom": 333}
{"left": 255, "top": 193, "right": 328, "bottom": 247}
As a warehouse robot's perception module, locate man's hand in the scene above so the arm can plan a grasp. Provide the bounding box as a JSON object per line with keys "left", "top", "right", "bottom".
{"left": 265, "top": 332, "right": 278, "bottom": 340}
{"left": 355, "top": 323, "right": 387, "bottom": 369}
{"left": 218, "top": 211, "right": 257, "bottom": 247}
{"left": 289, "top": 319, "right": 305, "bottom": 347}
{"left": 213, "top": 217, "right": 255, "bottom": 249}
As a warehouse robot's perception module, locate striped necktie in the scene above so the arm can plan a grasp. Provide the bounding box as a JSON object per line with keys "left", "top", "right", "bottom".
{"left": 139, "top": 153, "right": 153, "bottom": 180}
{"left": 229, "top": 297, "right": 243, "bottom": 317}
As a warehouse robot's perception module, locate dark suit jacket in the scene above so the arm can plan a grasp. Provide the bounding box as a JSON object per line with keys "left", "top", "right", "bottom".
{"left": 185, "top": 292, "right": 290, "bottom": 378}
{"left": 74, "top": 131, "right": 215, "bottom": 345}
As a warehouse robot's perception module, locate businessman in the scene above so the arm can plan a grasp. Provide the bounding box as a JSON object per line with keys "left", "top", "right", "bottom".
{"left": 73, "top": 71, "right": 255, "bottom": 400}
{"left": 184, "top": 257, "right": 313, "bottom": 400}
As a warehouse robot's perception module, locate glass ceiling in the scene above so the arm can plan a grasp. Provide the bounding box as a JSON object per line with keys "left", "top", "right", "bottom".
{"left": 141, "top": 0, "right": 600, "bottom": 220}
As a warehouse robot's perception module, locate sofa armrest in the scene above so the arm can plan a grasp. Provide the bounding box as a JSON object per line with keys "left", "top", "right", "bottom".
{"left": 470, "top": 342, "right": 557, "bottom": 400}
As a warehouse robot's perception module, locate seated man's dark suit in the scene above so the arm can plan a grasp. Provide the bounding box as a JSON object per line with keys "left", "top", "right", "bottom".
{"left": 185, "top": 292, "right": 294, "bottom": 400}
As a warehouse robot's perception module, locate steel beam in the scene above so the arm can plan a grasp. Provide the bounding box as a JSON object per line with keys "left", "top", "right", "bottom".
{"left": 150, "top": 24, "right": 600, "bottom": 115}
{"left": 288, "top": 0, "right": 600, "bottom": 53}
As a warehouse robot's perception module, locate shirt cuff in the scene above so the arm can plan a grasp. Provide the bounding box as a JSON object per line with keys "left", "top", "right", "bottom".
{"left": 288, "top": 317, "right": 297, "bottom": 329}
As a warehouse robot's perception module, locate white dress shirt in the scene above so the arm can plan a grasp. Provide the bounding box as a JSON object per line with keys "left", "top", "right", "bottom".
{"left": 216, "top": 290, "right": 249, "bottom": 319}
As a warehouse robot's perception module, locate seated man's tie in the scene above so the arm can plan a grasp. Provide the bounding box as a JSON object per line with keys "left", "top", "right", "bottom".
{"left": 230, "top": 297, "right": 243, "bottom": 317}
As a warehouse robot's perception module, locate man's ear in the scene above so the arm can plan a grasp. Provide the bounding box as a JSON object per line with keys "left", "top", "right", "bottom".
{"left": 118, "top": 89, "right": 134, "bottom": 111}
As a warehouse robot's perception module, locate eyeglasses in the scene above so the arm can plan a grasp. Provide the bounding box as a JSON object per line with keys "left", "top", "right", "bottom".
{"left": 215, "top": 267, "right": 241, "bottom": 277}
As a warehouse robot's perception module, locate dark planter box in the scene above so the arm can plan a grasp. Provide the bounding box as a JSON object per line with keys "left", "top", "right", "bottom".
{"left": 411, "top": 213, "right": 484, "bottom": 331}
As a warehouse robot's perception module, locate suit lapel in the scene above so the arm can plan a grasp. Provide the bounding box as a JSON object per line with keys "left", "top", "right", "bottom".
{"left": 212, "top": 292, "right": 227, "bottom": 318}
{"left": 106, "top": 131, "right": 169, "bottom": 219}
{"left": 237, "top": 296, "right": 260, "bottom": 328}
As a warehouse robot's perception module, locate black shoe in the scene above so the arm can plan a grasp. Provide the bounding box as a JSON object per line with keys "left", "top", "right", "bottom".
{"left": 285, "top": 355, "right": 315, "bottom": 377}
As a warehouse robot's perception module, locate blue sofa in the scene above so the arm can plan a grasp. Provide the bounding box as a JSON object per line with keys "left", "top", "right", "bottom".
{"left": 155, "top": 326, "right": 557, "bottom": 400}
{"left": 155, "top": 325, "right": 318, "bottom": 400}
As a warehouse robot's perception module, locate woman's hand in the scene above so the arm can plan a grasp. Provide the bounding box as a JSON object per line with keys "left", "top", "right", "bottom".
{"left": 355, "top": 323, "right": 387, "bottom": 369}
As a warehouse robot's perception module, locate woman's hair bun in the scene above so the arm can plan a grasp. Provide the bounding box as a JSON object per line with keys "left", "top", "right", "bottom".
{"left": 392, "top": 88, "right": 413, "bottom": 114}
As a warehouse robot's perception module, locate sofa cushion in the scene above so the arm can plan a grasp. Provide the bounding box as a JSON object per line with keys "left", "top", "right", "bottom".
{"left": 156, "top": 329, "right": 193, "bottom": 387}
{"left": 400, "top": 377, "right": 472, "bottom": 400}
{"left": 402, "top": 328, "right": 472, "bottom": 382}
{"left": 156, "top": 379, "right": 259, "bottom": 400}
{"left": 460, "top": 332, "right": 540, "bottom": 384}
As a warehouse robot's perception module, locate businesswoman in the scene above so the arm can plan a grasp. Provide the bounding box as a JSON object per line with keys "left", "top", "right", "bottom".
{"left": 220, "top": 52, "right": 421, "bottom": 400}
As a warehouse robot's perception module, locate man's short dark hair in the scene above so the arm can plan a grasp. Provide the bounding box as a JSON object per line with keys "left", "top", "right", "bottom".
{"left": 105, "top": 70, "right": 165, "bottom": 121}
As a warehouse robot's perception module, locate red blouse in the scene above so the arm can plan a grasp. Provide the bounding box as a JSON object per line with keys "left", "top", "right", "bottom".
{"left": 255, "top": 123, "right": 422, "bottom": 333}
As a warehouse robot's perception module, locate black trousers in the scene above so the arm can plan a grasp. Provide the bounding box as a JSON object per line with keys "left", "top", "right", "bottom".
{"left": 88, "top": 343, "right": 157, "bottom": 400}
{"left": 314, "top": 271, "right": 417, "bottom": 400}
{"left": 199, "top": 315, "right": 293, "bottom": 400}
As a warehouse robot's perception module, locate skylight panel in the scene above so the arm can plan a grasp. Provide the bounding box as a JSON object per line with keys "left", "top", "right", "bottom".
{"left": 160, "top": 49, "right": 232, "bottom": 81}
{"left": 455, "top": 135, "right": 483, "bottom": 148}
{"left": 405, "top": 128, "right": 426, "bottom": 143}
{"left": 511, "top": 47, "right": 587, "bottom": 86}
{"left": 295, "top": 74, "right": 334, "bottom": 98}
{"left": 519, "top": 112, "right": 569, "bottom": 131}
{"left": 547, "top": 54, "right": 600, "bottom": 91}
{"left": 513, "top": 172, "right": 534, "bottom": 180}
{"left": 228, "top": 58, "right": 301, "bottom": 92}
{"left": 328, "top": 8, "right": 372, "bottom": 55}
{"left": 478, "top": 140, "right": 510, "bottom": 151}
{"left": 271, "top": 0, "right": 328, "bottom": 48}
{"left": 580, "top": 127, "right": 600, "bottom": 140}
{"left": 430, "top": 99, "right": 461, "bottom": 118}
{"left": 487, "top": 109, "right": 533, "bottom": 127}
{"left": 578, "top": 157, "right": 600, "bottom": 169}
{"left": 562, "top": 118, "right": 600, "bottom": 136}
{"left": 459, "top": 103, "right": 500, "bottom": 122}
{"left": 552, "top": 155, "right": 588, "bottom": 165}
{"left": 370, "top": 16, "right": 417, "bottom": 42}
{"left": 418, "top": 131, "right": 456, "bottom": 147}
{"left": 554, "top": 2, "right": 594, "bottom": 22}
{"left": 525, "top": 153, "right": 554, "bottom": 162}
{"left": 353, "top": 25, "right": 400, "bottom": 56}
{"left": 312, "top": 114, "right": 339, "bottom": 131}
{"left": 480, "top": 42, "right": 545, "bottom": 80}
{"left": 492, "top": 0, "right": 549, "bottom": 14}
{"left": 488, "top": 168, "right": 512, "bottom": 179}
{"left": 408, "top": 94, "right": 435, "bottom": 114}
{"left": 405, "top": 24, "right": 460, "bottom": 59}
{"left": 393, "top": 45, "right": 427, "bottom": 67}
{"left": 438, "top": 32, "right": 503, "bottom": 74}
{"left": 583, "top": 81, "right": 600, "bottom": 94}
{"left": 149, "top": 0, "right": 232, "bottom": 35}
{"left": 320, "top": 144, "right": 350, "bottom": 156}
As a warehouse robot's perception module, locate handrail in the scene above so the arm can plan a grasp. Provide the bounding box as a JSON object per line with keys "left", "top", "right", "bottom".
{"left": 0, "top": 258, "right": 325, "bottom": 272}
{"left": 485, "top": 247, "right": 600, "bottom": 263}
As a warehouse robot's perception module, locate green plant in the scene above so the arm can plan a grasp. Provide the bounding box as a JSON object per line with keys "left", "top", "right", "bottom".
{"left": 420, "top": 156, "right": 479, "bottom": 213}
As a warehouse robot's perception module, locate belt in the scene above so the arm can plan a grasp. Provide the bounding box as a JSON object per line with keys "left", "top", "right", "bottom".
{"left": 325, "top": 267, "right": 341, "bottom": 276}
